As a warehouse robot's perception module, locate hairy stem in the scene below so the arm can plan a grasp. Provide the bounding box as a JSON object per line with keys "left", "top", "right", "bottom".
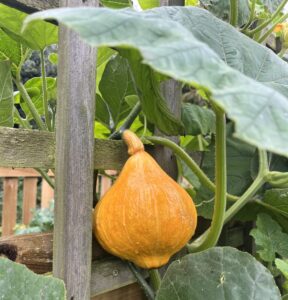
{"left": 40, "top": 50, "right": 52, "bottom": 131}
{"left": 128, "top": 262, "right": 154, "bottom": 300}
{"left": 35, "top": 168, "right": 55, "bottom": 189}
{"left": 230, "top": 0, "right": 238, "bottom": 26}
{"left": 149, "top": 269, "right": 162, "bottom": 291}
{"left": 187, "top": 107, "right": 227, "bottom": 252}
{"left": 187, "top": 149, "right": 268, "bottom": 251}
{"left": 248, "top": 0, "right": 288, "bottom": 36}
{"left": 14, "top": 78, "right": 46, "bottom": 131}
{"left": 241, "top": 0, "right": 256, "bottom": 31}
{"left": 13, "top": 107, "right": 31, "bottom": 129}
{"left": 145, "top": 136, "right": 238, "bottom": 202}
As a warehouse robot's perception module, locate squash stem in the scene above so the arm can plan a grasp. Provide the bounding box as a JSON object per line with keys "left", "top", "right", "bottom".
{"left": 241, "top": 0, "right": 256, "bottom": 31}
{"left": 145, "top": 136, "right": 238, "bottom": 202}
{"left": 230, "top": 0, "right": 238, "bottom": 26}
{"left": 128, "top": 262, "right": 155, "bottom": 300}
{"left": 148, "top": 269, "right": 161, "bottom": 291}
{"left": 188, "top": 106, "right": 227, "bottom": 252}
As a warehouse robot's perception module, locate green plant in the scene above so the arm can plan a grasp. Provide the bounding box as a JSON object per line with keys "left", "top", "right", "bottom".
{"left": 1, "top": 0, "right": 288, "bottom": 298}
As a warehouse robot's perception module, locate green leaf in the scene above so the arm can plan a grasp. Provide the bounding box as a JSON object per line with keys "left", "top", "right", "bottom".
{"left": 0, "top": 28, "right": 22, "bottom": 70}
{"left": 139, "top": 0, "right": 160, "bottom": 9}
{"left": 200, "top": 0, "right": 250, "bottom": 26}
{"left": 259, "top": 0, "right": 283, "bottom": 13}
{"left": 0, "top": 60, "right": 13, "bottom": 127}
{"left": 156, "top": 247, "right": 281, "bottom": 300}
{"left": 95, "top": 93, "right": 113, "bottom": 128}
{"left": 250, "top": 213, "right": 288, "bottom": 262}
{"left": 100, "top": 0, "right": 130, "bottom": 8}
{"left": 24, "top": 7, "right": 288, "bottom": 156}
{"left": 0, "top": 4, "right": 57, "bottom": 50}
{"left": 16, "top": 77, "right": 56, "bottom": 120}
{"left": 48, "top": 52, "right": 58, "bottom": 65}
{"left": 262, "top": 188, "right": 288, "bottom": 218}
{"left": 275, "top": 258, "right": 288, "bottom": 279}
{"left": 0, "top": 258, "right": 66, "bottom": 299}
{"left": 99, "top": 54, "right": 134, "bottom": 128}
{"left": 181, "top": 103, "right": 215, "bottom": 135}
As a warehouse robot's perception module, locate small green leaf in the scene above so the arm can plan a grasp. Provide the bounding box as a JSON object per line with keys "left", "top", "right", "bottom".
{"left": 156, "top": 247, "right": 281, "bottom": 300}
{"left": 139, "top": 0, "right": 159, "bottom": 9}
{"left": 262, "top": 188, "right": 288, "bottom": 218}
{"left": 181, "top": 103, "right": 215, "bottom": 135}
{"left": 250, "top": 213, "right": 288, "bottom": 262}
{"left": 48, "top": 52, "right": 58, "bottom": 65}
{"left": 95, "top": 93, "right": 113, "bottom": 129}
{"left": 0, "top": 4, "right": 57, "bottom": 50}
{"left": 275, "top": 259, "right": 288, "bottom": 279}
{"left": 100, "top": 0, "right": 130, "bottom": 8}
{"left": 0, "top": 60, "right": 13, "bottom": 127}
{"left": 0, "top": 258, "right": 66, "bottom": 299}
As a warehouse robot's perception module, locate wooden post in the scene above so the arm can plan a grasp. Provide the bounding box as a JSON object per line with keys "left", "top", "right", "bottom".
{"left": 1, "top": 178, "right": 18, "bottom": 236}
{"left": 54, "top": 1, "right": 98, "bottom": 299}
{"left": 22, "top": 177, "right": 38, "bottom": 225}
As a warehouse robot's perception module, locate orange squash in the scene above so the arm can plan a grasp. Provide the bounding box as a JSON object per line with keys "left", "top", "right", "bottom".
{"left": 94, "top": 130, "right": 197, "bottom": 269}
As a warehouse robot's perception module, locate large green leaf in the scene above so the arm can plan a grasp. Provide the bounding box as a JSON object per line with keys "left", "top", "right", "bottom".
{"left": 200, "top": 0, "right": 250, "bottom": 26}
{"left": 0, "top": 60, "right": 13, "bottom": 127}
{"left": 0, "top": 258, "right": 66, "bottom": 299}
{"left": 156, "top": 247, "right": 281, "bottom": 300}
{"left": 99, "top": 54, "right": 134, "bottom": 128}
{"left": 162, "top": 7, "right": 288, "bottom": 98}
{"left": 0, "top": 4, "right": 57, "bottom": 50}
{"left": 181, "top": 103, "right": 215, "bottom": 135}
{"left": 250, "top": 213, "right": 288, "bottom": 262}
{"left": 24, "top": 7, "right": 288, "bottom": 156}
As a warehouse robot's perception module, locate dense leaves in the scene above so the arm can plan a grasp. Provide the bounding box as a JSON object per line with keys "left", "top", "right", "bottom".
{"left": 156, "top": 247, "right": 281, "bottom": 300}
{"left": 25, "top": 6, "right": 288, "bottom": 156}
{"left": 0, "top": 258, "right": 65, "bottom": 299}
{"left": 250, "top": 213, "right": 288, "bottom": 262}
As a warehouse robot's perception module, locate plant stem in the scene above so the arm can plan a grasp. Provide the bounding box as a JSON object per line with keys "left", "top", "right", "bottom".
{"left": 248, "top": 0, "right": 288, "bottom": 36}
{"left": 148, "top": 269, "right": 161, "bottom": 291}
{"left": 187, "top": 149, "right": 268, "bottom": 252}
{"left": 127, "top": 262, "right": 155, "bottom": 300}
{"left": 35, "top": 168, "right": 55, "bottom": 189}
{"left": 257, "top": 13, "right": 288, "bottom": 43}
{"left": 145, "top": 136, "right": 238, "bottom": 202}
{"left": 230, "top": 0, "right": 238, "bottom": 26}
{"left": 40, "top": 49, "right": 52, "bottom": 131}
{"left": 109, "top": 102, "right": 142, "bottom": 139}
{"left": 13, "top": 107, "right": 31, "bottom": 129}
{"left": 187, "top": 107, "right": 227, "bottom": 253}
{"left": 14, "top": 78, "right": 46, "bottom": 131}
{"left": 241, "top": 0, "right": 256, "bottom": 31}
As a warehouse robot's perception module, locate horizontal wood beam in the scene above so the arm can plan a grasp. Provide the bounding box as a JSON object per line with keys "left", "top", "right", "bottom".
{"left": 0, "top": 127, "right": 128, "bottom": 170}
{"left": 0, "top": 232, "right": 146, "bottom": 297}
{"left": 0, "top": 0, "right": 59, "bottom": 14}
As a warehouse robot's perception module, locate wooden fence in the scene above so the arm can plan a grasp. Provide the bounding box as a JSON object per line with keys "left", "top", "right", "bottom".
{"left": 0, "top": 0, "right": 185, "bottom": 299}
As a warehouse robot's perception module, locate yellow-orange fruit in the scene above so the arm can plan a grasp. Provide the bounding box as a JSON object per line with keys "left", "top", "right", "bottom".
{"left": 94, "top": 130, "right": 197, "bottom": 269}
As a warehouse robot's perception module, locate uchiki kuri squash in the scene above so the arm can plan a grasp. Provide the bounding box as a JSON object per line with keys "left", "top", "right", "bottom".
{"left": 94, "top": 130, "right": 197, "bottom": 269}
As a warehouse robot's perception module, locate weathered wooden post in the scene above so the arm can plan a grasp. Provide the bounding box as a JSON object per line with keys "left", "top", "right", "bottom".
{"left": 155, "top": 1, "right": 184, "bottom": 180}
{"left": 54, "top": 1, "right": 98, "bottom": 299}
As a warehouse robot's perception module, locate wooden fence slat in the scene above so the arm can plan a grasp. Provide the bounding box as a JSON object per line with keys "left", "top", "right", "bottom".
{"left": 0, "top": 168, "right": 54, "bottom": 177}
{"left": 22, "top": 177, "right": 38, "bottom": 225}
{"left": 41, "top": 179, "right": 54, "bottom": 208}
{"left": 1, "top": 178, "right": 18, "bottom": 236}
{"left": 0, "top": 127, "right": 128, "bottom": 170}
{"left": 53, "top": 1, "right": 98, "bottom": 299}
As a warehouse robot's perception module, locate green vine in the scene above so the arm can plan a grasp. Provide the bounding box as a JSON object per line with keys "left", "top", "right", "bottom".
{"left": 148, "top": 269, "right": 162, "bottom": 291}
{"left": 230, "top": 0, "right": 238, "bottom": 26}
{"left": 187, "top": 106, "right": 227, "bottom": 252}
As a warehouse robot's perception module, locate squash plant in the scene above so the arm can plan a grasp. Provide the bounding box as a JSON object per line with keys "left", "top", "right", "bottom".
{"left": 1, "top": 0, "right": 288, "bottom": 299}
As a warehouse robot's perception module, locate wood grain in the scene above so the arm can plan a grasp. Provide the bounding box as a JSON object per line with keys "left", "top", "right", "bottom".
{"left": 0, "top": 0, "right": 59, "bottom": 13}
{"left": 53, "top": 1, "right": 98, "bottom": 299}
{"left": 0, "top": 128, "right": 128, "bottom": 170}
{"left": 22, "top": 177, "right": 38, "bottom": 225}
{"left": 1, "top": 178, "right": 18, "bottom": 236}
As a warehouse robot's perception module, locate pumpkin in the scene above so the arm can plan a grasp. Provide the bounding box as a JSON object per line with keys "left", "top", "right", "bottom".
{"left": 94, "top": 130, "right": 197, "bottom": 269}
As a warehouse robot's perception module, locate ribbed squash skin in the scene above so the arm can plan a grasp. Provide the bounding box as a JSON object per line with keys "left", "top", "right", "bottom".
{"left": 94, "top": 131, "right": 197, "bottom": 269}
